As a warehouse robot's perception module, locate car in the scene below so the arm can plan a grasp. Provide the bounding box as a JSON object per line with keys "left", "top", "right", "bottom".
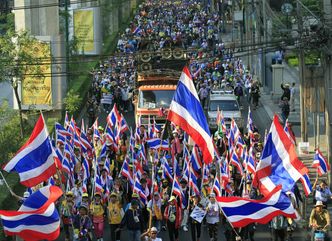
{"left": 207, "top": 91, "right": 243, "bottom": 131}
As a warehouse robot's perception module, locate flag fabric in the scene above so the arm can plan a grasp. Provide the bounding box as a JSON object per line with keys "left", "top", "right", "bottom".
{"left": 107, "top": 104, "right": 121, "bottom": 128}
{"left": 284, "top": 119, "right": 296, "bottom": 144}
{"left": 167, "top": 66, "right": 214, "bottom": 164}
{"left": 253, "top": 115, "right": 309, "bottom": 196}
{"left": 119, "top": 159, "right": 134, "bottom": 186}
{"left": 246, "top": 146, "right": 256, "bottom": 175}
{"left": 191, "top": 146, "right": 202, "bottom": 172}
{"left": 92, "top": 118, "right": 100, "bottom": 140}
{"left": 299, "top": 172, "right": 312, "bottom": 196}
{"left": 3, "top": 115, "right": 57, "bottom": 187}
{"left": 216, "top": 185, "right": 296, "bottom": 228}
{"left": 247, "top": 107, "right": 255, "bottom": 139}
{"left": 312, "top": 148, "right": 330, "bottom": 176}
{"left": 189, "top": 169, "right": 200, "bottom": 195}
{"left": 146, "top": 138, "right": 169, "bottom": 150}
{"left": 230, "top": 151, "right": 244, "bottom": 175}
{"left": 162, "top": 158, "right": 174, "bottom": 183}
{"left": 213, "top": 177, "right": 222, "bottom": 197}
{"left": 95, "top": 175, "right": 104, "bottom": 193}
{"left": 64, "top": 111, "right": 70, "bottom": 129}
{"left": 172, "top": 176, "right": 182, "bottom": 197}
{"left": 118, "top": 114, "right": 129, "bottom": 134}
{"left": 134, "top": 179, "right": 147, "bottom": 204}
{"left": 0, "top": 185, "right": 62, "bottom": 241}
{"left": 82, "top": 158, "right": 90, "bottom": 179}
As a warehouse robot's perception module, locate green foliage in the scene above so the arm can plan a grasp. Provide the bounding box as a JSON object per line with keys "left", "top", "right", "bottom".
{"left": 0, "top": 101, "right": 25, "bottom": 162}
{"left": 0, "top": 13, "right": 14, "bottom": 34}
{"left": 64, "top": 89, "right": 83, "bottom": 115}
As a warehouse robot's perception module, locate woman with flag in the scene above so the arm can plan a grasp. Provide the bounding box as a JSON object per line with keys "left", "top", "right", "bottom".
{"left": 89, "top": 192, "right": 105, "bottom": 241}
{"left": 206, "top": 193, "right": 221, "bottom": 241}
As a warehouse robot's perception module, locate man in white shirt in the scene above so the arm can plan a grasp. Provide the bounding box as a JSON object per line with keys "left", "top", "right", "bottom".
{"left": 141, "top": 227, "right": 162, "bottom": 241}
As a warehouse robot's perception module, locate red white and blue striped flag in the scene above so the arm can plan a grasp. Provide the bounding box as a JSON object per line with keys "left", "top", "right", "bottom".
{"left": 167, "top": 66, "right": 214, "bottom": 164}
{"left": 216, "top": 185, "right": 296, "bottom": 228}
{"left": 253, "top": 115, "right": 309, "bottom": 196}
{"left": 3, "top": 115, "right": 57, "bottom": 187}
{"left": 0, "top": 185, "right": 62, "bottom": 241}
{"left": 312, "top": 148, "right": 330, "bottom": 176}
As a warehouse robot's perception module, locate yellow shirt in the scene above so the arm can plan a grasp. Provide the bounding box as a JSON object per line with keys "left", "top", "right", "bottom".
{"left": 90, "top": 203, "right": 104, "bottom": 217}
{"left": 108, "top": 202, "right": 122, "bottom": 224}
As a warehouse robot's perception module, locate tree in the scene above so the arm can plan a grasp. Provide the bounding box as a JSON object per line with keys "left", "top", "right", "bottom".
{"left": 64, "top": 89, "right": 82, "bottom": 116}
{"left": 0, "top": 31, "right": 48, "bottom": 138}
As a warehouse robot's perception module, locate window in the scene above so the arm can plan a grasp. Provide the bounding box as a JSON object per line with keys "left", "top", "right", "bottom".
{"left": 209, "top": 100, "right": 239, "bottom": 111}
{"left": 138, "top": 90, "right": 174, "bottom": 108}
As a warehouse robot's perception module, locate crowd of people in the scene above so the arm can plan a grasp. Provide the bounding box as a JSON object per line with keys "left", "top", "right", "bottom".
{"left": 37, "top": 1, "right": 331, "bottom": 241}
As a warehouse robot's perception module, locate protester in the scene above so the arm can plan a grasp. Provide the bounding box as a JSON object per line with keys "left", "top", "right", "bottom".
{"left": 270, "top": 215, "right": 288, "bottom": 241}
{"left": 313, "top": 179, "right": 332, "bottom": 208}
{"left": 281, "top": 83, "right": 291, "bottom": 101}
{"left": 279, "top": 97, "right": 290, "bottom": 125}
{"left": 309, "top": 201, "right": 330, "bottom": 241}
{"left": 189, "top": 194, "right": 203, "bottom": 241}
{"left": 141, "top": 227, "right": 162, "bottom": 241}
{"left": 108, "top": 192, "right": 123, "bottom": 241}
{"left": 147, "top": 192, "right": 163, "bottom": 232}
{"left": 206, "top": 193, "right": 221, "bottom": 241}
{"left": 90, "top": 192, "right": 105, "bottom": 241}
{"left": 164, "top": 196, "right": 181, "bottom": 241}
{"left": 250, "top": 81, "right": 260, "bottom": 109}
{"left": 73, "top": 204, "right": 93, "bottom": 241}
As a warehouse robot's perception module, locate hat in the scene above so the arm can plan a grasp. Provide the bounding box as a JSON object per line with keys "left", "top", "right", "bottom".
{"left": 172, "top": 130, "right": 178, "bottom": 134}
{"left": 132, "top": 193, "right": 139, "bottom": 198}
{"left": 23, "top": 191, "right": 30, "bottom": 198}
{"left": 284, "top": 83, "right": 290, "bottom": 87}
{"left": 209, "top": 193, "right": 216, "bottom": 198}
{"left": 162, "top": 179, "right": 169, "bottom": 183}
{"left": 153, "top": 191, "right": 159, "bottom": 196}
{"left": 110, "top": 192, "right": 118, "bottom": 197}
{"left": 82, "top": 193, "right": 89, "bottom": 198}
{"left": 66, "top": 191, "right": 74, "bottom": 196}
{"left": 315, "top": 201, "right": 324, "bottom": 207}
{"left": 168, "top": 196, "right": 176, "bottom": 202}
{"left": 79, "top": 203, "right": 89, "bottom": 211}
{"left": 98, "top": 126, "right": 104, "bottom": 131}
{"left": 94, "top": 192, "right": 102, "bottom": 197}
{"left": 151, "top": 227, "right": 158, "bottom": 233}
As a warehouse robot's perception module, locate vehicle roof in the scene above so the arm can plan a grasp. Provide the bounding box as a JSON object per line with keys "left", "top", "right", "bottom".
{"left": 209, "top": 94, "right": 237, "bottom": 101}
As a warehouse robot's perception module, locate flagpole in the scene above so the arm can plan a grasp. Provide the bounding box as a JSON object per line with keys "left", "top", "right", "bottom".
{"left": 0, "top": 171, "right": 16, "bottom": 196}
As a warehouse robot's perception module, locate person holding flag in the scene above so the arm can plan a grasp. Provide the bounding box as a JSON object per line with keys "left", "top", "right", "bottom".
{"left": 61, "top": 191, "right": 76, "bottom": 241}
{"left": 164, "top": 196, "right": 182, "bottom": 241}
{"left": 189, "top": 194, "right": 203, "bottom": 241}
{"left": 90, "top": 192, "right": 106, "bottom": 241}
{"left": 205, "top": 193, "right": 222, "bottom": 241}
{"left": 312, "top": 179, "right": 332, "bottom": 208}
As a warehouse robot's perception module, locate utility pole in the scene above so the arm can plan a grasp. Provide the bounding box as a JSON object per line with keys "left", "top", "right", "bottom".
{"left": 297, "top": 0, "right": 308, "bottom": 142}
{"left": 323, "top": 0, "right": 332, "bottom": 187}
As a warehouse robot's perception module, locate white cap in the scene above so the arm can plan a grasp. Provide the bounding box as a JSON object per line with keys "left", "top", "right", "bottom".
{"left": 23, "top": 192, "right": 30, "bottom": 198}
{"left": 151, "top": 227, "right": 158, "bottom": 232}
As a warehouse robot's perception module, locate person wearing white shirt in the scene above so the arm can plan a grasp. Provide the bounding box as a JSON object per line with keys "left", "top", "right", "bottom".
{"left": 313, "top": 179, "right": 332, "bottom": 208}
{"left": 141, "top": 227, "right": 162, "bottom": 241}
{"left": 206, "top": 193, "right": 221, "bottom": 241}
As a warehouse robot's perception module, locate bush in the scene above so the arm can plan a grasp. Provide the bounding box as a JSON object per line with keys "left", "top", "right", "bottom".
{"left": 64, "top": 89, "right": 83, "bottom": 115}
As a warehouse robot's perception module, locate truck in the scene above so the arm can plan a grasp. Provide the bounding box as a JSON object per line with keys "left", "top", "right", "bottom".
{"left": 133, "top": 70, "right": 181, "bottom": 126}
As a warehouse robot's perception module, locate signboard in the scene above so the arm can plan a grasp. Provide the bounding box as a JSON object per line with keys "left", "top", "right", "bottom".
{"left": 73, "top": 9, "right": 94, "bottom": 53}
{"left": 190, "top": 206, "right": 207, "bottom": 223}
{"left": 21, "top": 41, "right": 52, "bottom": 106}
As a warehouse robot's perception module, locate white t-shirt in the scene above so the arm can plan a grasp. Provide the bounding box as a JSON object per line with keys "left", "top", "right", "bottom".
{"left": 144, "top": 237, "right": 162, "bottom": 241}
{"left": 206, "top": 202, "right": 221, "bottom": 224}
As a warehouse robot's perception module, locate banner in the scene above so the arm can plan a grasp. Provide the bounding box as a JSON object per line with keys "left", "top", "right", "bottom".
{"left": 189, "top": 206, "right": 206, "bottom": 223}
{"left": 21, "top": 41, "right": 52, "bottom": 106}
{"left": 73, "top": 9, "right": 94, "bottom": 52}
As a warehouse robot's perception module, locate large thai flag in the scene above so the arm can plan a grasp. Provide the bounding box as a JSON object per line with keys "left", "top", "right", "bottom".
{"left": 216, "top": 185, "right": 296, "bottom": 228}
{"left": 0, "top": 185, "right": 62, "bottom": 241}
{"left": 253, "top": 115, "right": 309, "bottom": 196}
{"left": 3, "top": 115, "right": 57, "bottom": 187}
{"left": 312, "top": 148, "right": 330, "bottom": 176}
{"left": 146, "top": 138, "right": 169, "bottom": 150}
{"left": 167, "top": 66, "right": 214, "bottom": 164}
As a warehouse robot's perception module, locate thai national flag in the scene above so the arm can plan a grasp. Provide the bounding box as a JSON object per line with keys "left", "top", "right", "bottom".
{"left": 299, "top": 172, "right": 312, "bottom": 196}
{"left": 133, "top": 26, "right": 142, "bottom": 35}
{"left": 80, "top": 131, "right": 92, "bottom": 153}
{"left": 167, "top": 66, "right": 214, "bottom": 164}
{"left": 82, "top": 158, "right": 90, "bottom": 179}
{"left": 92, "top": 118, "right": 100, "bottom": 140}
{"left": 220, "top": 161, "right": 230, "bottom": 184}
{"left": 216, "top": 185, "right": 296, "bottom": 228}
{"left": 3, "top": 115, "right": 57, "bottom": 187}
{"left": 213, "top": 177, "right": 222, "bottom": 197}
{"left": 55, "top": 122, "right": 71, "bottom": 145}
{"left": 189, "top": 169, "right": 200, "bottom": 195}
{"left": 230, "top": 151, "right": 244, "bottom": 175}
{"left": 146, "top": 138, "right": 169, "bottom": 150}
{"left": 162, "top": 157, "right": 174, "bottom": 182}
{"left": 247, "top": 107, "right": 255, "bottom": 139}
{"left": 95, "top": 175, "right": 104, "bottom": 193}
{"left": 134, "top": 179, "right": 147, "bottom": 204}
{"left": 0, "top": 185, "right": 62, "bottom": 241}
{"left": 172, "top": 176, "right": 183, "bottom": 197}
{"left": 312, "top": 148, "right": 330, "bottom": 176}
{"left": 120, "top": 159, "right": 134, "bottom": 187}
{"left": 246, "top": 146, "right": 256, "bottom": 175}
{"left": 191, "top": 146, "right": 202, "bottom": 172}
{"left": 173, "top": 158, "right": 181, "bottom": 177}
{"left": 253, "top": 115, "right": 309, "bottom": 196}
{"left": 107, "top": 104, "right": 121, "bottom": 128}
{"left": 119, "top": 114, "right": 129, "bottom": 134}
{"left": 284, "top": 119, "right": 296, "bottom": 144}
{"left": 64, "top": 111, "right": 70, "bottom": 129}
